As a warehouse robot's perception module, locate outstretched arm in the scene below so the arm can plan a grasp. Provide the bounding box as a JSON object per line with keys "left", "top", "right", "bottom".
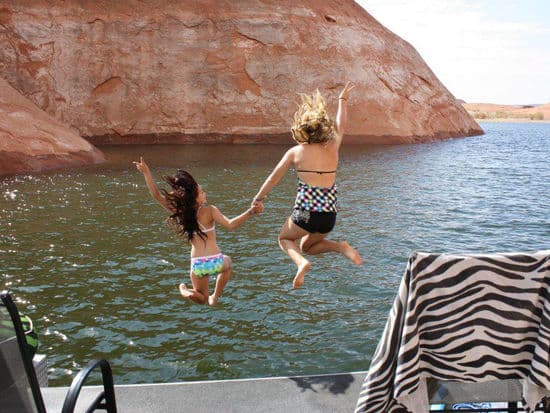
{"left": 334, "top": 81, "right": 355, "bottom": 147}
{"left": 210, "top": 205, "right": 255, "bottom": 230}
{"left": 252, "top": 148, "right": 294, "bottom": 205}
{"left": 133, "top": 157, "right": 172, "bottom": 212}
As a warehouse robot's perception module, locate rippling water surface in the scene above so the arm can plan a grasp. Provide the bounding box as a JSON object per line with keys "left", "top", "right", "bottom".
{"left": 1, "top": 122, "right": 549, "bottom": 386}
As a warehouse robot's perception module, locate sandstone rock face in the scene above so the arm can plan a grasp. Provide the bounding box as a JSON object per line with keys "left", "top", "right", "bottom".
{"left": 0, "top": 0, "right": 482, "bottom": 144}
{"left": 0, "top": 77, "right": 105, "bottom": 176}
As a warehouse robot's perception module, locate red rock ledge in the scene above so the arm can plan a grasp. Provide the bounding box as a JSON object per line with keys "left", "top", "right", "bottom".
{"left": 0, "top": 77, "right": 105, "bottom": 176}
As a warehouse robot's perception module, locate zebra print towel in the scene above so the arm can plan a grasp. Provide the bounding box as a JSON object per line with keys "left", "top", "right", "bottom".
{"left": 355, "top": 250, "right": 550, "bottom": 413}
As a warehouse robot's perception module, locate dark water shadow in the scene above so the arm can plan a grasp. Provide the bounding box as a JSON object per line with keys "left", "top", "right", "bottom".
{"left": 290, "top": 373, "right": 355, "bottom": 395}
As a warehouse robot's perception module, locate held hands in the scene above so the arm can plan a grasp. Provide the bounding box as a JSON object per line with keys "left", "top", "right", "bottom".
{"left": 251, "top": 199, "right": 265, "bottom": 215}
{"left": 338, "top": 81, "right": 355, "bottom": 102}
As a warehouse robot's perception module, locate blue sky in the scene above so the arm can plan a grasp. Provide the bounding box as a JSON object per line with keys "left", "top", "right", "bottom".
{"left": 355, "top": 0, "right": 550, "bottom": 104}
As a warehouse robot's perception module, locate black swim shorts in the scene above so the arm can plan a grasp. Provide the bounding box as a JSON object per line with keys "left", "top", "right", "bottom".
{"left": 291, "top": 209, "right": 337, "bottom": 234}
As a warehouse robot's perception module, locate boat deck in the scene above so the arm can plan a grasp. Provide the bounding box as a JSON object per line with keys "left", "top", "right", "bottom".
{"left": 42, "top": 371, "right": 367, "bottom": 413}
{"left": 41, "top": 370, "right": 532, "bottom": 412}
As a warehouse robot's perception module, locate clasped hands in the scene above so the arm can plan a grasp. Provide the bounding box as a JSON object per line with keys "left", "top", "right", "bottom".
{"left": 250, "top": 198, "right": 265, "bottom": 215}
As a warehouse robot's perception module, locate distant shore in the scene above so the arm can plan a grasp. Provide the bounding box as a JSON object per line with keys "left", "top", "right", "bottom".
{"left": 462, "top": 102, "right": 549, "bottom": 123}
{"left": 475, "top": 118, "right": 550, "bottom": 123}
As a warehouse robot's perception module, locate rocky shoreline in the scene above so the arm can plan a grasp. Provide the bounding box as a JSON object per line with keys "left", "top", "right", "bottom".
{"left": 86, "top": 128, "right": 484, "bottom": 146}
{"left": 0, "top": 78, "right": 105, "bottom": 177}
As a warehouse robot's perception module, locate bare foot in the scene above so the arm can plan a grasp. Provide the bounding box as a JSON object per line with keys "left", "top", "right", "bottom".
{"left": 179, "top": 283, "right": 194, "bottom": 299}
{"left": 208, "top": 295, "right": 218, "bottom": 307}
{"left": 340, "top": 241, "right": 362, "bottom": 265}
{"left": 292, "top": 259, "right": 311, "bottom": 289}
{"left": 179, "top": 283, "right": 207, "bottom": 305}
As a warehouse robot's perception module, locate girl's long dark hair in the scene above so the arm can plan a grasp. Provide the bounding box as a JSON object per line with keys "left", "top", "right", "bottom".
{"left": 161, "top": 169, "right": 206, "bottom": 243}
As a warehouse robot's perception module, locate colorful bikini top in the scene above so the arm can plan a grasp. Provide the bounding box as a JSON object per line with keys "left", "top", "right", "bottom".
{"left": 294, "top": 179, "right": 338, "bottom": 212}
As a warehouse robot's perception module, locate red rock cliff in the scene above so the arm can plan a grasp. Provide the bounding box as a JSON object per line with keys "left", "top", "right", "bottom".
{"left": 0, "top": 0, "right": 482, "bottom": 144}
{"left": 0, "top": 77, "right": 105, "bottom": 176}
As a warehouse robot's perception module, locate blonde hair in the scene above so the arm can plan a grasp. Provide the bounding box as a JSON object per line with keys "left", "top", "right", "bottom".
{"left": 291, "top": 90, "right": 335, "bottom": 144}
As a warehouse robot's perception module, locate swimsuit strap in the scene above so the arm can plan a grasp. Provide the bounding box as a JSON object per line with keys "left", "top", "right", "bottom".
{"left": 199, "top": 222, "right": 215, "bottom": 233}
{"left": 296, "top": 169, "right": 337, "bottom": 174}
{"left": 197, "top": 205, "right": 215, "bottom": 233}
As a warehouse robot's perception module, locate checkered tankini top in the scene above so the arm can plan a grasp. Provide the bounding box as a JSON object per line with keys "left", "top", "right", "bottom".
{"left": 293, "top": 179, "right": 338, "bottom": 212}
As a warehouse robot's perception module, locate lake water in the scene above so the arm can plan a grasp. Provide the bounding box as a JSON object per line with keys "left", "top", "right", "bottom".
{"left": 1, "top": 122, "right": 549, "bottom": 386}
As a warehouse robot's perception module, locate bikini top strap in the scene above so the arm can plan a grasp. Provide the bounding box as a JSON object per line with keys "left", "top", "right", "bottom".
{"left": 197, "top": 204, "right": 215, "bottom": 233}
{"left": 199, "top": 222, "right": 216, "bottom": 233}
{"left": 296, "top": 169, "right": 337, "bottom": 174}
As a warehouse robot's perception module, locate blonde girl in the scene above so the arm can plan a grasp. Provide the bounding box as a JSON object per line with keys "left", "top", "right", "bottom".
{"left": 252, "top": 82, "right": 362, "bottom": 289}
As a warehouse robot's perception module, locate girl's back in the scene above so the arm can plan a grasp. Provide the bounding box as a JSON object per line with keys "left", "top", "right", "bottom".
{"left": 190, "top": 205, "right": 220, "bottom": 257}
{"left": 294, "top": 141, "right": 339, "bottom": 187}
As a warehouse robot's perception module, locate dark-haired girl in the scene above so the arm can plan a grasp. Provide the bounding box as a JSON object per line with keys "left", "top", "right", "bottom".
{"left": 134, "top": 157, "right": 259, "bottom": 306}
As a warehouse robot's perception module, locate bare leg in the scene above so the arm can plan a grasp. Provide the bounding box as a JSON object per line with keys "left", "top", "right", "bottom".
{"left": 301, "top": 234, "right": 362, "bottom": 265}
{"left": 278, "top": 218, "right": 311, "bottom": 289}
{"left": 209, "top": 255, "right": 232, "bottom": 307}
{"left": 180, "top": 272, "right": 209, "bottom": 305}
